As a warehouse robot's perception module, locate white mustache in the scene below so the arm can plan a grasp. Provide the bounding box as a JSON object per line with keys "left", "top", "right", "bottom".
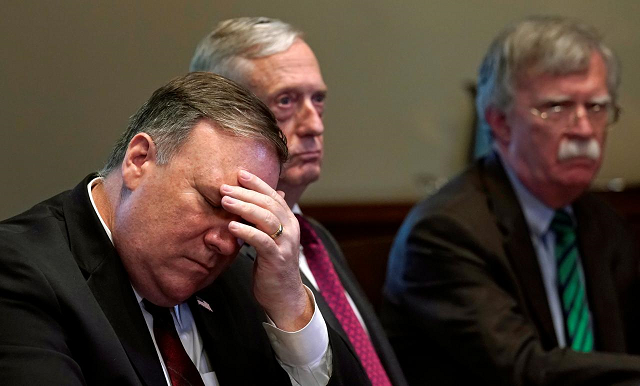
{"left": 557, "top": 139, "right": 600, "bottom": 161}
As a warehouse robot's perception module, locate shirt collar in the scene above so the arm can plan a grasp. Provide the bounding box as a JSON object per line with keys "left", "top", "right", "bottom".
{"left": 87, "top": 176, "right": 113, "bottom": 243}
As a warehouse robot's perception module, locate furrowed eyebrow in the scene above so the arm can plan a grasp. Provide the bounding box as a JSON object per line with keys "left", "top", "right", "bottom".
{"left": 590, "top": 95, "right": 611, "bottom": 104}
{"left": 537, "top": 95, "right": 571, "bottom": 103}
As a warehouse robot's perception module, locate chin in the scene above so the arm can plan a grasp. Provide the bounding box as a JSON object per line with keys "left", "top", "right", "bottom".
{"left": 164, "top": 288, "right": 194, "bottom": 306}
{"left": 556, "top": 173, "right": 596, "bottom": 191}
{"left": 158, "top": 278, "right": 204, "bottom": 306}
{"left": 556, "top": 162, "right": 599, "bottom": 184}
{"left": 282, "top": 166, "right": 321, "bottom": 187}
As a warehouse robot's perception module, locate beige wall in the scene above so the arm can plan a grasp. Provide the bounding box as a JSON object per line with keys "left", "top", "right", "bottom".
{"left": 2, "top": 1, "right": 639, "bottom": 219}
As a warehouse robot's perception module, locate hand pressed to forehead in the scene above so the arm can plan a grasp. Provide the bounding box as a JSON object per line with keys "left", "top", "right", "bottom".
{"left": 220, "top": 170, "right": 293, "bottom": 245}
{"left": 220, "top": 170, "right": 311, "bottom": 331}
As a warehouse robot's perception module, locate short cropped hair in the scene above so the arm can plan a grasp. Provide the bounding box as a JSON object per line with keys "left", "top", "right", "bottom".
{"left": 100, "top": 72, "right": 288, "bottom": 176}
{"left": 476, "top": 15, "right": 620, "bottom": 123}
{"left": 189, "top": 17, "right": 302, "bottom": 85}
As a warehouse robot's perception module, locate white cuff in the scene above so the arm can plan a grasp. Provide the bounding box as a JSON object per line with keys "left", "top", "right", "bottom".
{"left": 262, "top": 285, "right": 329, "bottom": 367}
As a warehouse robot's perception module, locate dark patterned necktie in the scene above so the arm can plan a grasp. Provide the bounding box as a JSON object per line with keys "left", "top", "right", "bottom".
{"left": 295, "top": 214, "right": 391, "bottom": 386}
{"left": 143, "top": 300, "right": 205, "bottom": 386}
{"left": 550, "top": 210, "right": 594, "bottom": 352}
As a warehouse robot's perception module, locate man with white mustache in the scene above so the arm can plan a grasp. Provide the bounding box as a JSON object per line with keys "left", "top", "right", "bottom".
{"left": 383, "top": 16, "right": 640, "bottom": 385}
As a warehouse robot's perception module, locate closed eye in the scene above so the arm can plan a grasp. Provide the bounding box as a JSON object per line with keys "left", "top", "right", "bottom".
{"left": 203, "top": 196, "right": 221, "bottom": 210}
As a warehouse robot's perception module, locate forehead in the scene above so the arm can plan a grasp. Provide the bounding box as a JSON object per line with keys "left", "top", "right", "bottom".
{"left": 514, "top": 52, "right": 609, "bottom": 100}
{"left": 246, "top": 39, "right": 326, "bottom": 97}
{"left": 176, "top": 121, "right": 280, "bottom": 189}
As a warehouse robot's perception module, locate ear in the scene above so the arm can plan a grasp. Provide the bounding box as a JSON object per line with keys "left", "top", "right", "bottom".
{"left": 121, "top": 133, "right": 157, "bottom": 191}
{"left": 485, "top": 106, "right": 511, "bottom": 148}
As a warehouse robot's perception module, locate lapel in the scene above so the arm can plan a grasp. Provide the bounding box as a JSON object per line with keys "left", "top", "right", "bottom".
{"left": 303, "top": 216, "right": 408, "bottom": 385}
{"left": 573, "top": 197, "right": 626, "bottom": 351}
{"left": 188, "top": 279, "right": 239, "bottom": 383}
{"left": 302, "top": 269, "right": 351, "bottom": 344}
{"left": 480, "top": 154, "right": 558, "bottom": 349}
{"left": 62, "top": 175, "right": 165, "bottom": 386}
{"left": 296, "top": 218, "right": 354, "bottom": 349}
{"left": 302, "top": 216, "right": 390, "bottom": 364}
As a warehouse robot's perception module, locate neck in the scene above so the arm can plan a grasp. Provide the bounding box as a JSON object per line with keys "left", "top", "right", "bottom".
{"left": 278, "top": 182, "right": 307, "bottom": 209}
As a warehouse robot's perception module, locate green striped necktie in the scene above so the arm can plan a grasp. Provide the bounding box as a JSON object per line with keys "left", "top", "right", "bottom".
{"left": 551, "top": 209, "right": 594, "bottom": 352}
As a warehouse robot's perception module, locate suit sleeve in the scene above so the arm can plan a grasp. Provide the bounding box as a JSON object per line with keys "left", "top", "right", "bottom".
{"left": 0, "top": 241, "right": 86, "bottom": 385}
{"left": 383, "top": 212, "right": 640, "bottom": 386}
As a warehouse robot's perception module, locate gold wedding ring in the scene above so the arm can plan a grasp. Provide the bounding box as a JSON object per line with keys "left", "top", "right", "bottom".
{"left": 269, "top": 223, "right": 284, "bottom": 240}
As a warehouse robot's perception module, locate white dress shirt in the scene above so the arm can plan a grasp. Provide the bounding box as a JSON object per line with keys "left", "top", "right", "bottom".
{"left": 87, "top": 178, "right": 331, "bottom": 385}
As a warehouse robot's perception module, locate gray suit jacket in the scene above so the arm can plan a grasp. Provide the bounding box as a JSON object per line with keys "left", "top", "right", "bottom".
{"left": 383, "top": 153, "right": 640, "bottom": 385}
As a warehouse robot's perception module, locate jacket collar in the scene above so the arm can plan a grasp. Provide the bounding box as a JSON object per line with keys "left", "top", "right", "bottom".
{"left": 62, "top": 174, "right": 166, "bottom": 386}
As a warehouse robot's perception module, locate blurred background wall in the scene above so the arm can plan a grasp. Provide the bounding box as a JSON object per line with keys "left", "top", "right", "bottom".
{"left": 2, "top": 0, "right": 639, "bottom": 220}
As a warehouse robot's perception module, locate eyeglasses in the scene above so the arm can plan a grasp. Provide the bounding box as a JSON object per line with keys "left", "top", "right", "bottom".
{"left": 530, "top": 101, "right": 621, "bottom": 127}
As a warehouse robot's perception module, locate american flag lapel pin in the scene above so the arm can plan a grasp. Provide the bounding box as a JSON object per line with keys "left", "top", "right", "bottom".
{"left": 196, "top": 297, "right": 213, "bottom": 312}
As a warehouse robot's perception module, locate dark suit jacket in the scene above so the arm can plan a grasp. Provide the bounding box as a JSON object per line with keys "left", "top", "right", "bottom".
{"left": 0, "top": 175, "right": 366, "bottom": 385}
{"left": 239, "top": 216, "right": 407, "bottom": 386}
{"left": 382, "top": 153, "right": 640, "bottom": 386}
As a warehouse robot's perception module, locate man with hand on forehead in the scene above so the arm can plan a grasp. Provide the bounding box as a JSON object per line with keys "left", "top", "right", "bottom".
{"left": 0, "top": 72, "right": 366, "bottom": 385}
{"left": 384, "top": 16, "right": 640, "bottom": 385}
{"left": 191, "top": 17, "right": 407, "bottom": 386}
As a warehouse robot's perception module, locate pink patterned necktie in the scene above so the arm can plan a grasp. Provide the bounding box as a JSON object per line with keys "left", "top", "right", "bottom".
{"left": 144, "top": 300, "right": 205, "bottom": 386}
{"left": 296, "top": 214, "right": 391, "bottom": 386}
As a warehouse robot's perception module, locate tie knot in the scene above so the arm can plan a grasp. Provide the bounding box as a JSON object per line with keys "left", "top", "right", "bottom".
{"left": 550, "top": 209, "right": 575, "bottom": 234}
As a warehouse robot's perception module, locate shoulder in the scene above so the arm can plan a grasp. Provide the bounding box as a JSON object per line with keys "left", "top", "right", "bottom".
{"left": 399, "top": 162, "right": 500, "bottom": 243}
{"left": 574, "top": 191, "right": 625, "bottom": 223}
{"left": 573, "top": 192, "right": 636, "bottom": 250}
{"left": 0, "top": 191, "right": 71, "bottom": 264}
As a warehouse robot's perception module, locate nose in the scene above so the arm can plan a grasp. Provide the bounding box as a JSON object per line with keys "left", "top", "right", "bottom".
{"left": 567, "top": 104, "right": 595, "bottom": 137}
{"left": 296, "top": 98, "right": 324, "bottom": 136}
{"left": 203, "top": 215, "right": 240, "bottom": 256}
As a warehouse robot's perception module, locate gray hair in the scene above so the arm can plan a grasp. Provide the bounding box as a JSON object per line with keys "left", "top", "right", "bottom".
{"left": 189, "top": 17, "right": 302, "bottom": 86}
{"left": 99, "top": 72, "right": 288, "bottom": 176}
{"left": 476, "top": 15, "right": 620, "bottom": 131}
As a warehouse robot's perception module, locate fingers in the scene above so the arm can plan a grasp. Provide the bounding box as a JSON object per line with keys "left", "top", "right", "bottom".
{"left": 222, "top": 170, "right": 306, "bottom": 329}
{"left": 236, "top": 170, "right": 288, "bottom": 208}
{"left": 219, "top": 170, "right": 294, "bottom": 242}
{"left": 221, "top": 195, "right": 281, "bottom": 236}
{"left": 227, "top": 220, "right": 279, "bottom": 254}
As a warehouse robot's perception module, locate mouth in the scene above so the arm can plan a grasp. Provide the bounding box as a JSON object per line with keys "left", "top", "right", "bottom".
{"left": 290, "top": 150, "right": 322, "bottom": 162}
{"left": 558, "top": 156, "right": 598, "bottom": 167}
{"left": 183, "top": 255, "right": 215, "bottom": 274}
